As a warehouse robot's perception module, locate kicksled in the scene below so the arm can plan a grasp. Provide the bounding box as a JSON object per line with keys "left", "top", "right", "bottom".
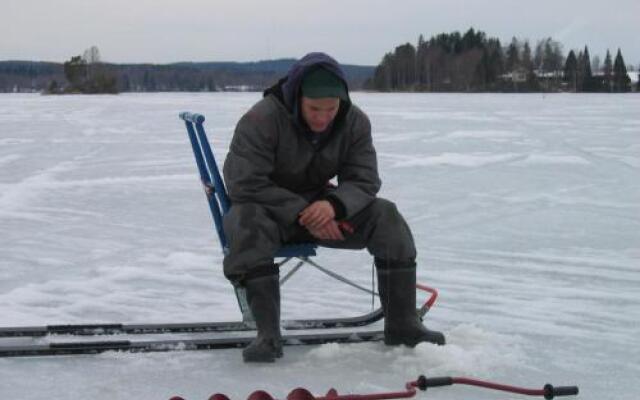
{"left": 0, "top": 112, "right": 434, "bottom": 357}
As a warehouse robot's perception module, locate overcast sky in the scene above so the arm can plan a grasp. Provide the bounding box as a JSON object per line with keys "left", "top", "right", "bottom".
{"left": 3, "top": 0, "right": 639, "bottom": 67}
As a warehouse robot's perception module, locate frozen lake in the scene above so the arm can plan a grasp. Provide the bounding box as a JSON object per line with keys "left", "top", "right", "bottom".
{"left": 0, "top": 92, "right": 639, "bottom": 400}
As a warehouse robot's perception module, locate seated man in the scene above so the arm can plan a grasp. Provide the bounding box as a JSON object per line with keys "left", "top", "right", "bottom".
{"left": 223, "top": 52, "right": 445, "bottom": 363}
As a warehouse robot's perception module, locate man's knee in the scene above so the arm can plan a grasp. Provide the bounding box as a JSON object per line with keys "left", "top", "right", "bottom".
{"left": 365, "top": 198, "right": 416, "bottom": 261}
{"left": 223, "top": 203, "right": 282, "bottom": 282}
{"left": 224, "top": 203, "right": 278, "bottom": 242}
{"left": 368, "top": 198, "right": 401, "bottom": 222}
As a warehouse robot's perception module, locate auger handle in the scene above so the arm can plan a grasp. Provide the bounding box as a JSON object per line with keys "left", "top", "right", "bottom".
{"left": 543, "top": 384, "right": 579, "bottom": 399}
{"left": 415, "top": 376, "right": 579, "bottom": 398}
{"left": 416, "top": 376, "right": 452, "bottom": 388}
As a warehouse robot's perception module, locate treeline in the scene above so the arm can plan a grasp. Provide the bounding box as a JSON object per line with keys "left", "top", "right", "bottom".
{"left": 0, "top": 55, "right": 374, "bottom": 94}
{"left": 367, "top": 28, "right": 637, "bottom": 92}
{"left": 0, "top": 61, "right": 62, "bottom": 93}
{"left": 3, "top": 38, "right": 636, "bottom": 94}
{"left": 564, "top": 48, "right": 631, "bottom": 92}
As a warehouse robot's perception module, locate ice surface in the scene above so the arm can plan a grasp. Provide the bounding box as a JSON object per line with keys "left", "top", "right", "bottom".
{"left": 0, "top": 93, "right": 639, "bottom": 400}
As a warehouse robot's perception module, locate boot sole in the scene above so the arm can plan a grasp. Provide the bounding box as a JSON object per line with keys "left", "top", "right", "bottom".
{"left": 384, "top": 336, "right": 445, "bottom": 347}
{"left": 243, "top": 354, "right": 277, "bottom": 363}
{"left": 242, "top": 347, "right": 283, "bottom": 362}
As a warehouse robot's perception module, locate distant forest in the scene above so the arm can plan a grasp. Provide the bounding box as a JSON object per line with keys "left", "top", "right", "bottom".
{"left": 1, "top": 29, "right": 638, "bottom": 94}
{"left": 367, "top": 28, "right": 637, "bottom": 93}
{"left": 0, "top": 52, "right": 374, "bottom": 94}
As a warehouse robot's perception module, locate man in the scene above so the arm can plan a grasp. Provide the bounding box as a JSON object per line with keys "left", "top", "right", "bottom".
{"left": 223, "top": 52, "right": 445, "bottom": 363}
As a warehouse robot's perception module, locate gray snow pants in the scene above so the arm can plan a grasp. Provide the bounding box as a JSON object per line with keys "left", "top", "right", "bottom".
{"left": 222, "top": 198, "right": 416, "bottom": 283}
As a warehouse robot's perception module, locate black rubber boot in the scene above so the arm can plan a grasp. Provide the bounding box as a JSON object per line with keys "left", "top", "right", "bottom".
{"left": 376, "top": 259, "right": 446, "bottom": 347}
{"left": 241, "top": 273, "right": 283, "bottom": 362}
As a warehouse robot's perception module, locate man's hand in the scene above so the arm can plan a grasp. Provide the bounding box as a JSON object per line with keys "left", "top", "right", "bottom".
{"left": 307, "top": 220, "right": 345, "bottom": 241}
{"left": 298, "top": 200, "right": 335, "bottom": 230}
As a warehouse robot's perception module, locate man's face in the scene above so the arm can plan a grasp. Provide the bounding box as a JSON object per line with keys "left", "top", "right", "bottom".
{"left": 300, "top": 97, "right": 340, "bottom": 133}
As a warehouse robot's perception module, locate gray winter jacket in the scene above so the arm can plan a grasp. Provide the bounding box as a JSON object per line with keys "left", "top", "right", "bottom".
{"left": 223, "top": 55, "right": 381, "bottom": 227}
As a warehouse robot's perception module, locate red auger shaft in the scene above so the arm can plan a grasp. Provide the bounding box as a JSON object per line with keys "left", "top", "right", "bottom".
{"left": 315, "top": 380, "right": 420, "bottom": 400}
{"left": 416, "top": 284, "right": 438, "bottom": 310}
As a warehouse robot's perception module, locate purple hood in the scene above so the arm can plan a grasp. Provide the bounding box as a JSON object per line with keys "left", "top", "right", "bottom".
{"left": 280, "top": 52, "right": 351, "bottom": 111}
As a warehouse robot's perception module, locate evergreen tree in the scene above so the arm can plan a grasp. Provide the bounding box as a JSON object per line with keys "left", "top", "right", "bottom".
{"left": 546, "top": 40, "right": 564, "bottom": 74}
{"left": 603, "top": 50, "right": 613, "bottom": 92}
{"left": 522, "top": 41, "right": 533, "bottom": 71}
{"left": 581, "top": 46, "right": 593, "bottom": 91}
{"left": 372, "top": 53, "right": 394, "bottom": 91}
{"left": 63, "top": 56, "right": 87, "bottom": 91}
{"left": 486, "top": 38, "right": 504, "bottom": 85}
{"left": 505, "top": 37, "right": 520, "bottom": 72}
{"left": 533, "top": 40, "right": 544, "bottom": 72}
{"left": 521, "top": 41, "right": 537, "bottom": 89}
{"left": 576, "top": 50, "right": 585, "bottom": 91}
{"left": 394, "top": 43, "right": 416, "bottom": 90}
{"left": 613, "top": 48, "right": 631, "bottom": 92}
{"left": 541, "top": 39, "right": 554, "bottom": 72}
{"left": 564, "top": 50, "right": 578, "bottom": 91}
{"left": 416, "top": 34, "right": 427, "bottom": 88}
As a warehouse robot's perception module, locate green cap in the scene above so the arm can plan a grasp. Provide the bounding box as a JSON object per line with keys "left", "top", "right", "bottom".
{"left": 301, "top": 67, "right": 348, "bottom": 100}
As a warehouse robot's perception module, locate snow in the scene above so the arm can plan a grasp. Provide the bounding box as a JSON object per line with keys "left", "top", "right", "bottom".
{"left": 390, "top": 152, "right": 523, "bottom": 168}
{"left": 1, "top": 92, "right": 639, "bottom": 400}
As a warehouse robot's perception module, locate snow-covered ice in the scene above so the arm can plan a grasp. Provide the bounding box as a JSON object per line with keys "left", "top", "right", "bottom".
{"left": 0, "top": 92, "right": 639, "bottom": 400}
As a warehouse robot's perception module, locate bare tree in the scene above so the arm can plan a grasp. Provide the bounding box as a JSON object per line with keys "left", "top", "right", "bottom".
{"left": 82, "top": 46, "right": 101, "bottom": 64}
